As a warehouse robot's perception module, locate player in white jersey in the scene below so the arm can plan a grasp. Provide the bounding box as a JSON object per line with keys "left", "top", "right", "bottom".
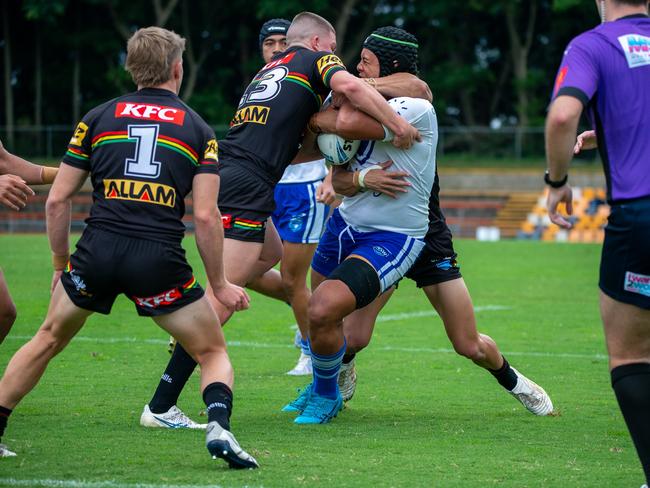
{"left": 282, "top": 26, "right": 553, "bottom": 425}
{"left": 282, "top": 27, "right": 433, "bottom": 424}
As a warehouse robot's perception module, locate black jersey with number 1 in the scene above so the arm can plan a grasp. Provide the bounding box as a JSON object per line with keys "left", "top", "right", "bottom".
{"left": 219, "top": 47, "right": 347, "bottom": 184}
{"left": 62, "top": 88, "right": 219, "bottom": 244}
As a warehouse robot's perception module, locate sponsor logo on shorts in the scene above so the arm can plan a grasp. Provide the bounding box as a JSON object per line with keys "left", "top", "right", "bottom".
{"left": 67, "top": 267, "right": 92, "bottom": 297}
{"left": 222, "top": 214, "right": 232, "bottom": 229}
{"left": 222, "top": 214, "right": 233, "bottom": 228}
{"left": 434, "top": 258, "right": 454, "bottom": 271}
{"left": 115, "top": 102, "right": 186, "bottom": 125}
{"left": 289, "top": 213, "right": 305, "bottom": 232}
{"left": 104, "top": 179, "right": 176, "bottom": 208}
{"left": 624, "top": 271, "right": 650, "bottom": 298}
{"left": 230, "top": 105, "right": 270, "bottom": 127}
{"left": 134, "top": 288, "right": 182, "bottom": 309}
{"left": 373, "top": 246, "right": 390, "bottom": 257}
{"left": 69, "top": 122, "right": 89, "bottom": 147}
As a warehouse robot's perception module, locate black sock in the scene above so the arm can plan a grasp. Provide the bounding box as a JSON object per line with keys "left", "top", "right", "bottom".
{"left": 0, "top": 405, "right": 12, "bottom": 441}
{"left": 611, "top": 363, "right": 650, "bottom": 484}
{"left": 148, "top": 343, "right": 197, "bottom": 414}
{"left": 488, "top": 356, "right": 518, "bottom": 391}
{"left": 342, "top": 353, "right": 356, "bottom": 364}
{"left": 203, "top": 382, "right": 233, "bottom": 431}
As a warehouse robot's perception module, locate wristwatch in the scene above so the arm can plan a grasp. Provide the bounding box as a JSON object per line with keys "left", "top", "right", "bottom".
{"left": 544, "top": 170, "right": 568, "bottom": 188}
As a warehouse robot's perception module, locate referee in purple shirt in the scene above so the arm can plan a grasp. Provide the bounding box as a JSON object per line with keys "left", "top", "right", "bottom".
{"left": 545, "top": 1, "right": 650, "bottom": 485}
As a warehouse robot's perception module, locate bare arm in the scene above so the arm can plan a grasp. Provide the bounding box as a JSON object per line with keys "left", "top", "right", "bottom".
{"left": 331, "top": 161, "right": 410, "bottom": 199}
{"left": 45, "top": 164, "right": 88, "bottom": 291}
{"left": 309, "top": 100, "right": 384, "bottom": 140}
{"left": 329, "top": 70, "right": 420, "bottom": 149}
{"left": 0, "top": 140, "right": 58, "bottom": 184}
{"left": 544, "top": 96, "right": 583, "bottom": 228}
{"left": 192, "top": 173, "right": 249, "bottom": 311}
{"left": 291, "top": 128, "right": 321, "bottom": 164}
{"left": 367, "top": 73, "right": 432, "bottom": 102}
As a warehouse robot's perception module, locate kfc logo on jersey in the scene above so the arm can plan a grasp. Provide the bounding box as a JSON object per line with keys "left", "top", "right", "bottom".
{"left": 115, "top": 103, "right": 186, "bottom": 126}
{"left": 134, "top": 288, "right": 182, "bottom": 308}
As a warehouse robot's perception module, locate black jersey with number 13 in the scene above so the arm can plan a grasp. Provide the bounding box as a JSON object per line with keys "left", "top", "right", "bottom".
{"left": 219, "top": 47, "right": 346, "bottom": 183}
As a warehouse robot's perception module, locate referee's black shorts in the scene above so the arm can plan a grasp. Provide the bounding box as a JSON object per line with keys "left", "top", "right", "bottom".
{"left": 61, "top": 226, "right": 204, "bottom": 316}
{"left": 599, "top": 198, "right": 650, "bottom": 309}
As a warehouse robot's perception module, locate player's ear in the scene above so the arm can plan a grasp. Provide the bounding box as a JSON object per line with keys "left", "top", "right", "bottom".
{"left": 311, "top": 34, "right": 320, "bottom": 51}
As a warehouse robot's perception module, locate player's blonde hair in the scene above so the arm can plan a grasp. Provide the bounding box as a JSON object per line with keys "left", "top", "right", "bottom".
{"left": 125, "top": 27, "right": 186, "bottom": 87}
{"left": 286, "top": 12, "right": 335, "bottom": 45}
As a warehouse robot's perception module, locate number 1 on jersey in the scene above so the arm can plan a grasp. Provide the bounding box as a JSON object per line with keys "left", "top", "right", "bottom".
{"left": 125, "top": 125, "right": 161, "bottom": 179}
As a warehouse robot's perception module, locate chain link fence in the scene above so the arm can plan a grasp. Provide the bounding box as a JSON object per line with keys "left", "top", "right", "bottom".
{"left": 0, "top": 125, "right": 587, "bottom": 162}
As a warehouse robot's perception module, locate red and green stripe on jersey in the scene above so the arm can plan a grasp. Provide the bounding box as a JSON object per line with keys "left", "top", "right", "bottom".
{"left": 89, "top": 131, "right": 209, "bottom": 167}
{"left": 65, "top": 146, "right": 90, "bottom": 163}
{"left": 285, "top": 72, "right": 324, "bottom": 107}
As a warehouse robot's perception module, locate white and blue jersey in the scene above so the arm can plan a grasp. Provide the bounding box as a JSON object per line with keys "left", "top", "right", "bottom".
{"left": 339, "top": 97, "right": 437, "bottom": 237}
{"left": 312, "top": 96, "right": 438, "bottom": 290}
{"left": 312, "top": 209, "right": 425, "bottom": 293}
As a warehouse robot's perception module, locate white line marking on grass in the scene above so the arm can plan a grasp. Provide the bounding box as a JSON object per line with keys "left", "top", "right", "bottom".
{"left": 0, "top": 479, "right": 263, "bottom": 488}
{"left": 6, "top": 305, "right": 605, "bottom": 361}
{"left": 6, "top": 337, "right": 607, "bottom": 361}
{"left": 376, "top": 305, "right": 510, "bottom": 322}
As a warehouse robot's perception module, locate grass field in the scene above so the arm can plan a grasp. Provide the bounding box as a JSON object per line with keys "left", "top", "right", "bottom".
{"left": 0, "top": 235, "right": 643, "bottom": 487}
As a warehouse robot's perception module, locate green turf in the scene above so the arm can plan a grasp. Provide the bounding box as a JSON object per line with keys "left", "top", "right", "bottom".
{"left": 0, "top": 235, "right": 643, "bottom": 487}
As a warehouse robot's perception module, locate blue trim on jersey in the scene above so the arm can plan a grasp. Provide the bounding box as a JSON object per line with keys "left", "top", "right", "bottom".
{"left": 355, "top": 140, "right": 376, "bottom": 166}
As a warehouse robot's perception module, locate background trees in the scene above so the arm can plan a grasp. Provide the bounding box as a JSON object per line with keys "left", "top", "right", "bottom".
{"left": 0, "top": 0, "right": 596, "bottom": 155}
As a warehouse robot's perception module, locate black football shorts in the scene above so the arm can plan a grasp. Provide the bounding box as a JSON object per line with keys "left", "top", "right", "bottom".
{"left": 61, "top": 226, "right": 204, "bottom": 316}
{"left": 599, "top": 198, "right": 650, "bottom": 309}
{"left": 404, "top": 221, "right": 462, "bottom": 288}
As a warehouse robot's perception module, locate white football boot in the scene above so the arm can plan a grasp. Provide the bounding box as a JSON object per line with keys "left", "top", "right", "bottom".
{"left": 140, "top": 404, "right": 207, "bottom": 429}
{"left": 338, "top": 358, "right": 357, "bottom": 402}
{"left": 0, "top": 443, "right": 16, "bottom": 457}
{"left": 286, "top": 351, "right": 313, "bottom": 376}
{"left": 509, "top": 368, "right": 554, "bottom": 416}
{"left": 206, "top": 421, "right": 259, "bottom": 469}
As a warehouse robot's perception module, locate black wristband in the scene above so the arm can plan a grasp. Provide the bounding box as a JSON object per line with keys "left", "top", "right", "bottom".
{"left": 544, "top": 171, "right": 568, "bottom": 188}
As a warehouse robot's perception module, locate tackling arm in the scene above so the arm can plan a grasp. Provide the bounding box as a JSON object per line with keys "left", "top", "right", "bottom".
{"left": 367, "top": 73, "right": 432, "bottom": 102}
{"left": 329, "top": 71, "right": 420, "bottom": 149}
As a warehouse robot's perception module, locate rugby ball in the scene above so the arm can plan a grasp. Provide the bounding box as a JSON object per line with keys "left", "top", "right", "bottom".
{"left": 317, "top": 133, "right": 360, "bottom": 165}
